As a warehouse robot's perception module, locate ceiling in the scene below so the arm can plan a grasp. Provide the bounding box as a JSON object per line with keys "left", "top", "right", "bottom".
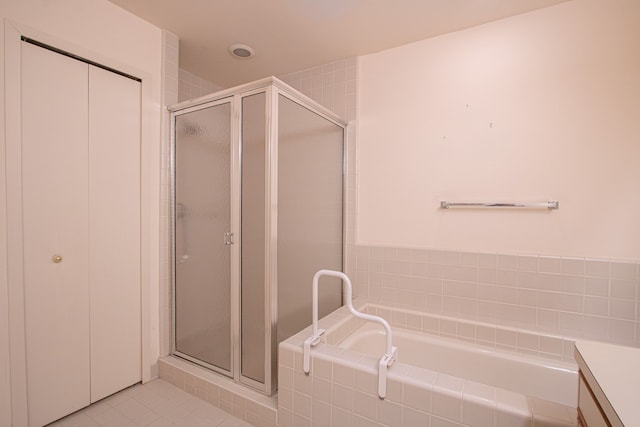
{"left": 108, "top": 0, "right": 569, "bottom": 88}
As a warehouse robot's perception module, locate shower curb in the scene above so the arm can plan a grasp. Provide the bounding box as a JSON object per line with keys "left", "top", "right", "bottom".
{"left": 159, "top": 356, "right": 278, "bottom": 427}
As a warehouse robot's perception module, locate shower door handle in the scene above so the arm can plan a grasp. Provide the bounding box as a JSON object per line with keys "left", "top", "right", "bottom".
{"left": 224, "top": 232, "right": 234, "bottom": 245}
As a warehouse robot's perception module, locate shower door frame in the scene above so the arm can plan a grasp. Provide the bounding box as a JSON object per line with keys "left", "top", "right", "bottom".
{"left": 170, "top": 95, "right": 239, "bottom": 380}
{"left": 169, "top": 77, "right": 347, "bottom": 395}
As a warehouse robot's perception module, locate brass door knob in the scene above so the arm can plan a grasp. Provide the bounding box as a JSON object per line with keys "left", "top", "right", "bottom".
{"left": 52, "top": 255, "right": 63, "bottom": 263}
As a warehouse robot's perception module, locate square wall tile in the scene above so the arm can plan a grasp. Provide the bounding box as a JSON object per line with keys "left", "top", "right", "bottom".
{"left": 539, "top": 257, "right": 562, "bottom": 274}
{"left": 517, "top": 255, "right": 538, "bottom": 272}
{"left": 611, "top": 261, "right": 637, "bottom": 280}
{"left": 431, "top": 389, "right": 462, "bottom": 422}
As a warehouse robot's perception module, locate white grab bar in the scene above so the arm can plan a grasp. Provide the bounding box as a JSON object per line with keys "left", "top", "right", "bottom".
{"left": 303, "top": 269, "right": 398, "bottom": 399}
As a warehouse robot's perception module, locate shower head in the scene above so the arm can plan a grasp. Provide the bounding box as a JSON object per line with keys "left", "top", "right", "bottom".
{"left": 180, "top": 120, "right": 206, "bottom": 137}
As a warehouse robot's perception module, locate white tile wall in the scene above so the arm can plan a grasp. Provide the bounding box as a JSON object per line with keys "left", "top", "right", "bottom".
{"left": 178, "top": 68, "right": 224, "bottom": 102}
{"left": 352, "top": 246, "right": 640, "bottom": 347}
{"left": 278, "top": 58, "right": 358, "bottom": 122}
{"left": 162, "top": 32, "right": 179, "bottom": 102}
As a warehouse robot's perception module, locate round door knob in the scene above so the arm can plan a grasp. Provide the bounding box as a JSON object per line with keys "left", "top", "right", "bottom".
{"left": 52, "top": 255, "right": 63, "bottom": 263}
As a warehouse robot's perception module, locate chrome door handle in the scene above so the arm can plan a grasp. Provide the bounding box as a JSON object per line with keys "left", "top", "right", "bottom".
{"left": 224, "top": 232, "right": 234, "bottom": 245}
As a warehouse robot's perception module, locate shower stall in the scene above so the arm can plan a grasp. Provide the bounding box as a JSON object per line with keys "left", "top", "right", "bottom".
{"left": 170, "top": 77, "right": 346, "bottom": 395}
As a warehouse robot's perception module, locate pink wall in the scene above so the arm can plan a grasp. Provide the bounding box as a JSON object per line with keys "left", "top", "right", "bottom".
{"left": 357, "top": 0, "right": 640, "bottom": 260}
{"left": 353, "top": 0, "right": 640, "bottom": 348}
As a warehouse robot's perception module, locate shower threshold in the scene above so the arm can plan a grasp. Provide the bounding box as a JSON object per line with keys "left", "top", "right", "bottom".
{"left": 159, "top": 356, "right": 277, "bottom": 427}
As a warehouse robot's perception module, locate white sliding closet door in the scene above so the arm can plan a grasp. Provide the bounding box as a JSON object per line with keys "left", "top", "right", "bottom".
{"left": 20, "top": 41, "right": 141, "bottom": 426}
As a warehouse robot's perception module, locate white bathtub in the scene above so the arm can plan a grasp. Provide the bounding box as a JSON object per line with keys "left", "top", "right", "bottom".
{"left": 339, "top": 322, "right": 578, "bottom": 408}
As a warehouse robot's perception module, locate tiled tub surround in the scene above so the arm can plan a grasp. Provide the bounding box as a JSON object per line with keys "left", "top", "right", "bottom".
{"left": 349, "top": 246, "right": 640, "bottom": 348}
{"left": 357, "top": 305, "right": 577, "bottom": 364}
{"left": 279, "top": 300, "right": 578, "bottom": 427}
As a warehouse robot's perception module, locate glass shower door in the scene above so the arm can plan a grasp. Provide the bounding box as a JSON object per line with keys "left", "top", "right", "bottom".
{"left": 173, "top": 100, "right": 233, "bottom": 375}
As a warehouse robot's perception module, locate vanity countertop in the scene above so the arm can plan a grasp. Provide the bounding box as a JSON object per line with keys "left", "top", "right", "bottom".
{"left": 574, "top": 340, "right": 640, "bottom": 427}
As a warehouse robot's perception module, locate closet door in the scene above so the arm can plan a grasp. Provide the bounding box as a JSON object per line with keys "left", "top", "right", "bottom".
{"left": 20, "top": 40, "right": 142, "bottom": 425}
{"left": 88, "top": 65, "right": 141, "bottom": 402}
{"left": 21, "top": 42, "right": 91, "bottom": 427}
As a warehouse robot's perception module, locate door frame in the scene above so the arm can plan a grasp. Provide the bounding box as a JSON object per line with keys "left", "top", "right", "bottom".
{"left": 170, "top": 96, "right": 239, "bottom": 379}
{"left": 3, "top": 20, "right": 154, "bottom": 426}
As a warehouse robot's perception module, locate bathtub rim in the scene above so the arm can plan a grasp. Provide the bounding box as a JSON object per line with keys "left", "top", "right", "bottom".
{"left": 314, "top": 298, "right": 582, "bottom": 364}
{"left": 338, "top": 320, "right": 578, "bottom": 375}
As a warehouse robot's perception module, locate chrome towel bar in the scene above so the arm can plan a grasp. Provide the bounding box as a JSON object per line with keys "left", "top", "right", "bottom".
{"left": 440, "top": 201, "right": 559, "bottom": 210}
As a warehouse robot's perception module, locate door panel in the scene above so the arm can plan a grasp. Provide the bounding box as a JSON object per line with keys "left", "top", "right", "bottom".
{"left": 240, "top": 92, "right": 266, "bottom": 384}
{"left": 88, "top": 65, "right": 142, "bottom": 402}
{"left": 21, "top": 40, "right": 143, "bottom": 424}
{"left": 21, "top": 41, "right": 91, "bottom": 427}
{"left": 174, "top": 103, "right": 233, "bottom": 373}
{"left": 276, "top": 95, "right": 344, "bottom": 345}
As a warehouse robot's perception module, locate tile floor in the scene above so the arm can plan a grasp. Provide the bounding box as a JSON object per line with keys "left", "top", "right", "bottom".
{"left": 47, "top": 379, "right": 253, "bottom": 427}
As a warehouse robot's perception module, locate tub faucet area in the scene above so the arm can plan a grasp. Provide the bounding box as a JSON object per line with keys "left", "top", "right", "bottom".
{"left": 303, "top": 269, "right": 398, "bottom": 399}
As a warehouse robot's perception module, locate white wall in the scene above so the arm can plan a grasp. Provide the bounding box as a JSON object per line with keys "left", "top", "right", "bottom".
{"left": 357, "top": 0, "right": 640, "bottom": 260}
{"left": 0, "top": 1, "right": 163, "bottom": 425}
